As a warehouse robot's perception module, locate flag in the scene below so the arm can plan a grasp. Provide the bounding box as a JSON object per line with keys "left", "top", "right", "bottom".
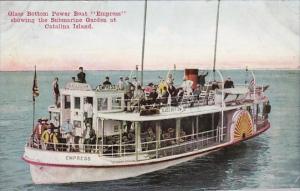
{"left": 32, "top": 66, "right": 39, "bottom": 100}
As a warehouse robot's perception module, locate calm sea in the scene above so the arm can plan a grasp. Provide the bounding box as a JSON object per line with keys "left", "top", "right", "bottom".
{"left": 0, "top": 70, "right": 299, "bottom": 190}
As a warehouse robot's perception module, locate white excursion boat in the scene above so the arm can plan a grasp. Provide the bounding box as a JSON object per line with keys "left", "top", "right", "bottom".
{"left": 22, "top": 0, "right": 271, "bottom": 184}
{"left": 22, "top": 68, "right": 271, "bottom": 184}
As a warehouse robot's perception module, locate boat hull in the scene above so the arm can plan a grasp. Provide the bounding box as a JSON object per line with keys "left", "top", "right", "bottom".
{"left": 23, "top": 122, "right": 270, "bottom": 184}
{"left": 27, "top": 150, "right": 214, "bottom": 184}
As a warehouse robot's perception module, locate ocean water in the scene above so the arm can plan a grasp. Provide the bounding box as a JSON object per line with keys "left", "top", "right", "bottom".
{"left": 0, "top": 70, "right": 299, "bottom": 190}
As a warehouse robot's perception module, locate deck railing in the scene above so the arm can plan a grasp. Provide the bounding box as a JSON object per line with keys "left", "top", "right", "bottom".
{"left": 27, "top": 127, "right": 227, "bottom": 162}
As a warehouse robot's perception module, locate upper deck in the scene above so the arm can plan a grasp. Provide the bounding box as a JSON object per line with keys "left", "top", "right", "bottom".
{"left": 48, "top": 79, "right": 269, "bottom": 123}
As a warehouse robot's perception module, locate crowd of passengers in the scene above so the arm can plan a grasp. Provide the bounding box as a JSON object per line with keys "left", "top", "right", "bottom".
{"left": 52, "top": 67, "right": 235, "bottom": 110}
{"left": 31, "top": 116, "right": 189, "bottom": 153}
{"left": 32, "top": 117, "right": 97, "bottom": 152}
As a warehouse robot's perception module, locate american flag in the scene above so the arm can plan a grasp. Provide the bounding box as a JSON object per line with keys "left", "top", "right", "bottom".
{"left": 32, "top": 66, "right": 39, "bottom": 101}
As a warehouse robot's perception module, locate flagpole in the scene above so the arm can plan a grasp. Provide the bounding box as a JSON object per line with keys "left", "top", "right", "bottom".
{"left": 32, "top": 65, "right": 38, "bottom": 132}
{"left": 32, "top": 65, "right": 36, "bottom": 132}
{"left": 33, "top": 95, "right": 35, "bottom": 132}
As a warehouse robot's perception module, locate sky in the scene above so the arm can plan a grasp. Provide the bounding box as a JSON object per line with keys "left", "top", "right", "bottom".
{"left": 0, "top": 0, "right": 299, "bottom": 71}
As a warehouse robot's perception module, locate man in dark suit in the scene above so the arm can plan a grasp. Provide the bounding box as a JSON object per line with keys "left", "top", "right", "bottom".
{"left": 77, "top": 67, "right": 86, "bottom": 83}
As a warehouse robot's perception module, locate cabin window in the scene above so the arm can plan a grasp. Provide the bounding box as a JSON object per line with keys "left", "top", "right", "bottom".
{"left": 181, "top": 117, "right": 193, "bottom": 137}
{"left": 64, "top": 95, "right": 71, "bottom": 109}
{"left": 161, "top": 119, "right": 176, "bottom": 147}
{"left": 112, "top": 97, "right": 122, "bottom": 110}
{"left": 74, "top": 97, "right": 81, "bottom": 109}
{"left": 97, "top": 98, "right": 108, "bottom": 111}
{"left": 141, "top": 121, "right": 156, "bottom": 150}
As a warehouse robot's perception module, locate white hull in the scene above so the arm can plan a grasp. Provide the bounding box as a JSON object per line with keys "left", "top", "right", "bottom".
{"left": 28, "top": 150, "right": 214, "bottom": 184}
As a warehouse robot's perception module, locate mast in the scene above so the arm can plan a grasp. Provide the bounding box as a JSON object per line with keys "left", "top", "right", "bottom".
{"left": 213, "top": 0, "right": 221, "bottom": 79}
{"left": 140, "top": 0, "right": 147, "bottom": 86}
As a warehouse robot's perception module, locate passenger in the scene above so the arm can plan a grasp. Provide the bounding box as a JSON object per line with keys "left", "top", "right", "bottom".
{"left": 52, "top": 77, "right": 60, "bottom": 108}
{"left": 162, "top": 128, "right": 175, "bottom": 146}
{"left": 193, "top": 84, "right": 202, "bottom": 99}
{"left": 179, "top": 128, "right": 186, "bottom": 143}
{"left": 118, "top": 76, "right": 125, "bottom": 90}
{"left": 71, "top": 77, "right": 76, "bottom": 82}
{"left": 83, "top": 123, "right": 96, "bottom": 153}
{"left": 161, "top": 86, "right": 169, "bottom": 104}
{"left": 158, "top": 79, "right": 167, "bottom": 96}
{"left": 148, "top": 87, "right": 158, "bottom": 104}
{"left": 224, "top": 76, "right": 234, "bottom": 89}
{"left": 61, "top": 119, "right": 74, "bottom": 152}
{"left": 144, "top": 82, "right": 154, "bottom": 95}
{"left": 212, "top": 81, "right": 219, "bottom": 90}
{"left": 77, "top": 66, "right": 86, "bottom": 83}
{"left": 168, "top": 84, "right": 177, "bottom": 97}
{"left": 166, "top": 73, "right": 174, "bottom": 86}
{"left": 146, "top": 128, "right": 156, "bottom": 150}
{"left": 51, "top": 116, "right": 60, "bottom": 128}
{"left": 198, "top": 71, "right": 209, "bottom": 89}
{"left": 40, "top": 118, "right": 49, "bottom": 135}
{"left": 50, "top": 128, "right": 60, "bottom": 151}
{"left": 127, "top": 129, "right": 135, "bottom": 143}
{"left": 181, "top": 77, "right": 193, "bottom": 95}
{"left": 32, "top": 118, "right": 42, "bottom": 148}
{"left": 146, "top": 128, "right": 156, "bottom": 142}
{"left": 131, "top": 85, "right": 145, "bottom": 111}
{"left": 124, "top": 77, "right": 133, "bottom": 111}
{"left": 84, "top": 99, "right": 93, "bottom": 128}
{"left": 102, "top": 76, "right": 112, "bottom": 87}
{"left": 41, "top": 126, "right": 51, "bottom": 150}
{"left": 132, "top": 76, "right": 141, "bottom": 90}
{"left": 177, "top": 87, "right": 184, "bottom": 102}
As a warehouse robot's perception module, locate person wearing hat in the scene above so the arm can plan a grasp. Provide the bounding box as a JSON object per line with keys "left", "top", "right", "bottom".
{"left": 50, "top": 127, "right": 60, "bottom": 151}
{"left": 61, "top": 119, "right": 75, "bottom": 152}
{"left": 198, "top": 71, "right": 209, "bottom": 88}
{"left": 77, "top": 67, "right": 86, "bottom": 83}
{"left": 193, "top": 84, "right": 202, "bottom": 99}
{"left": 41, "top": 125, "right": 51, "bottom": 150}
{"left": 40, "top": 117, "right": 49, "bottom": 136}
{"left": 118, "top": 76, "right": 125, "bottom": 90}
{"left": 132, "top": 76, "right": 140, "bottom": 90}
{"left": 102, "top": 76, "right": 112, "bottom": 87}
{"left": 212, "top": 80, "right": 219, "bottom": 90}
{"left": 144, "top": 82, "right": 154, "bottom": 96}
{"left": 124, "top": 77, "right": 134, "bottom": 111}
{"left": 224, "top": 76, "right": 234, "bottom": 89}
{"left": 131, "top": 85, "right": 145, "bottom": 111}
{"left": 83, "top": 123, "right": 96, "bottom": 153}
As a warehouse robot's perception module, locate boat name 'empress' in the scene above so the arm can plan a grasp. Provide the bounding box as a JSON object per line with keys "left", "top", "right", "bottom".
{"left": 66, "top": 155, "right": 91, "bottom": 161}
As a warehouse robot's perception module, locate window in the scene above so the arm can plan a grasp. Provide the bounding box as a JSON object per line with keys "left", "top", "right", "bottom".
{"left": 64, "top": 95, "right": 70, "bottom": 109}
{"left": 97, "top": 98, "right": 108, "bottom": 111}
{"left": 74, "top": 97, "right": 81, "bottom": 109}
{"left": 112, "top": 97, "right": 122, "bottom": 110}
